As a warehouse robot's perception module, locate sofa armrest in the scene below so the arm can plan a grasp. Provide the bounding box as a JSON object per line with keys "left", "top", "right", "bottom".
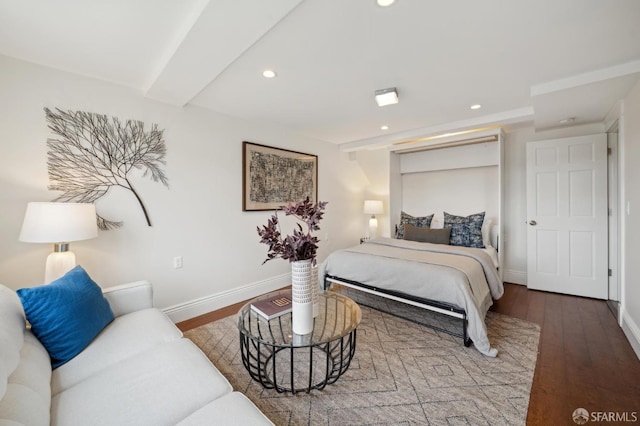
{"left": 102, "top": 280, "right": 153, "bottom": 317}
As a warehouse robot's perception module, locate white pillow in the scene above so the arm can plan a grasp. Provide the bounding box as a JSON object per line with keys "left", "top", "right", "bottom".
{"left": 481, "top": 218, "right": 493, "bottom": 248}
{"left": 430, "top": 212, "right": 444, "bottom": 229}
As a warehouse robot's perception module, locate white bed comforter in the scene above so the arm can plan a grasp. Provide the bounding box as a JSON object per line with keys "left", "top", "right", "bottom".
{"left": 319, "top": 238, "right": 504, "bottom": 356}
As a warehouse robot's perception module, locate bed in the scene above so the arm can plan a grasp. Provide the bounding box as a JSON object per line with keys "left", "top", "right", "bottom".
{"left": 319, "top": 237, "right": 504, "bottom": 356}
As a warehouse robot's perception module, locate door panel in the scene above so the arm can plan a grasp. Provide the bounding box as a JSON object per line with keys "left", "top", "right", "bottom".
{"left": 536, "top": 230, "right": 558, "bottom": 274}
{"left": 569, "top": 169, "right": 594, "bottom": 216}
{"left": 526, "top": 134, "right": 607, "bottom": 299}
{"left": 536, "top": 172, "right": 558, "bottom": 215}
{"left": 569, "top": 231, "right": 593, "bottom": 278}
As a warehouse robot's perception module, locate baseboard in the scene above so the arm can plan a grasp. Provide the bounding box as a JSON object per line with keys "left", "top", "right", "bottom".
{"left": 621, "top": 309, "right": 640, "bottom": 361}
{"left": 162, "top": 273, "right": 291, "bottom": 323}
{"left": 502, "top": 269, "right": 527, "bottom": 285}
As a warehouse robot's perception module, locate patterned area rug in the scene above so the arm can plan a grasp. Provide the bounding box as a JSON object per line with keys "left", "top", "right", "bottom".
{"left": 185, "top": 292, "right": 540, "bottom": 425}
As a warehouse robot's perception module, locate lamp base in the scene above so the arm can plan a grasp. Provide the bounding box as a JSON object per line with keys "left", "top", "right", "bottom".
{"left": 368, "top": 216, "right": 378, "bottom": 239}
{"left": 45, "top": 251, "right": 76, "bottom": 284}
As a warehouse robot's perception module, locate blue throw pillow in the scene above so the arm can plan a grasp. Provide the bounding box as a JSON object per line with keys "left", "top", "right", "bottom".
{"left": 17, "top": 265, "right": 114, "bottom": 369}
{"left": 444, "top": 211, "right": 486, "bottom": 248}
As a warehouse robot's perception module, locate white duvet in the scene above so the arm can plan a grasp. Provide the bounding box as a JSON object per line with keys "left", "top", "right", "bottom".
{"left": 319, "top": 238, "right": 504, "bottom": 356}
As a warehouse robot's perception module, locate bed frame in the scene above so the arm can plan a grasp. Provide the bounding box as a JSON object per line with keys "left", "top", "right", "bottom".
{"left": 324, "top": 275, "right": 472, "bottom": 347}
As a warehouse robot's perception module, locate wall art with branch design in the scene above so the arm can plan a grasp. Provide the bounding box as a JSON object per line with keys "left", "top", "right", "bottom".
{"left": 45, "top": 107, "right": 169, "bottom": 230}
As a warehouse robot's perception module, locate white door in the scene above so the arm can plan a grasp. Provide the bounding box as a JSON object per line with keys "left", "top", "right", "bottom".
{"left": 526, "top": 134, "right": 608, "bottom": 299}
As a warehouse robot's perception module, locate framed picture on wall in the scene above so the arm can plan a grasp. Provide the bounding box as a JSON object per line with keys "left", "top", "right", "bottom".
{"left": 242, "top": 141, "right": 318, "bottom": 211}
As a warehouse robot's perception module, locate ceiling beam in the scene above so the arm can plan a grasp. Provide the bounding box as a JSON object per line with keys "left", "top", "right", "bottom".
{"left": 338, "top": 107, "right": 534, "bottom": 152}
{"left": 144, "top": 0, "right": 303, "bottom": 106}
{"left": 531, "top": 60, "right": 640, "bottom": 97}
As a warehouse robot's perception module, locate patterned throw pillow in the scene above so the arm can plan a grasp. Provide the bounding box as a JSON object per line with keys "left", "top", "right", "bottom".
{"left": 443, "top": 211, "right": 486, "bottom": 248}
{"left": 396, "top": 211, "right": 433, "bottom": 239}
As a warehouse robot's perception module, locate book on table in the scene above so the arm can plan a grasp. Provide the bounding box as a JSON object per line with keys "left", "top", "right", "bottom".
{"left": 251, "top": 292, "right": 292, "bottom": 320}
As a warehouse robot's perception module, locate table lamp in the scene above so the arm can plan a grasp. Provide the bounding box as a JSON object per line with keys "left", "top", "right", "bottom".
{"left": 19, "top": 202, "right": 98, "bottom": 284}
{"left": 363, "top": 200, "right": 384, "bottom": 239}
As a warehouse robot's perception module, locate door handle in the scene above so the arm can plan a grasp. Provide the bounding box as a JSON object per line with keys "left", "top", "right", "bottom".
{"left": 529, "top": 220, "right": 537, "bottom": 226}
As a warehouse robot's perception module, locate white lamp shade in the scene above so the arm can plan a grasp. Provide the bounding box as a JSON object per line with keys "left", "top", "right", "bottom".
{"left": 20, "top": 202, "right": 98, "bottom": 243}
{"left": 363, "top": 200, "right": 384, "bottom": 215}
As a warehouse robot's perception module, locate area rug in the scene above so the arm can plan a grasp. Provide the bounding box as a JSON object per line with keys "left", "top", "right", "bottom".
{"left": 185, "top": 292, "right": 540, "bottom": 425}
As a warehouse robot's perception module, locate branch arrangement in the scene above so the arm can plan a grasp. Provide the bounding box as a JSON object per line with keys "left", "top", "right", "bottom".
{"left": 257, "top": 197, "right": 328, "bottom": 265}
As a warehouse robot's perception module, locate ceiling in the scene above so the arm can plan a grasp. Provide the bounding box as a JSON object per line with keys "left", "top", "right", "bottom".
{"left": 1, "top": 0, "right": 639, "bottom": 150}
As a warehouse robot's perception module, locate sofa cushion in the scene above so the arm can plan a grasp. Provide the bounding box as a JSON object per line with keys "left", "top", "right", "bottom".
{"left": 17, "top": 265, "right": 115, "bottom": 368}
{"left": 0, "top": 382, "right": 50, "bottom": 426}
{"left": 0, "top": 284, "right": 26, "bottom": 400}
{"left": 52, "top": 308, "right": 182, "bottom": 395}
{"left": 0, "top": 332, "right": 52, "bottom": 426}
{"left": 176, "top": 392, "right": 274, "bottom": 426}
{"left": 102, "top": 280, "right": 153, "bottom": 317}
{"left": 51, "top": 339, "right": 233, "bottom": 426}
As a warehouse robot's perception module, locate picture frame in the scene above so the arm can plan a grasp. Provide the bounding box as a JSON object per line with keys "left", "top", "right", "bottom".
{"left": 242, "top": 141, "right": 318, "bottom": 211}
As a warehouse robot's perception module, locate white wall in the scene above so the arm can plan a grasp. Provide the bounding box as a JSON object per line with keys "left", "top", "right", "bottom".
{"left": 401, "top": 167, "right": 499, "bottom": 224}
{"left": 399, "top": 141, "right": 500, "bottom": 230}
{"left": 350, "top": 150, "right": 391, "bottom": 238}
{"left": 0, "top": 55, "right": 367, "bottom": 321}
{"left": 620, "top": 79, "right": 640, "bottom": 358}
{"left": 500, "top": 127, "right": 532, "bottom": 283}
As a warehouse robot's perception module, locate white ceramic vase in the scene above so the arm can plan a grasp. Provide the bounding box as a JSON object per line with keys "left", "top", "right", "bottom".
{"left": 312, "top": 264, "right": 319, "bottom": 317}
{"left": 291, "top": 259, "right": 314, "bottom": 334}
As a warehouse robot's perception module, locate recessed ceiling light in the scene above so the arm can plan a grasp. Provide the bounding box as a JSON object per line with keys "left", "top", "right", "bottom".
{"left": 377, "top": 0, "right": 395, "bottom": 6}
{"left": 381, "top": 125, "right": 389, "bottom": 130}
{"left": 262, "top": 69, "right": 277, "bottom": 78}
{"left": 470, "top": 104, "right": 482, "bottom": 110}
{"left": 559, "top": 117, "right": 576, "bottom": 124}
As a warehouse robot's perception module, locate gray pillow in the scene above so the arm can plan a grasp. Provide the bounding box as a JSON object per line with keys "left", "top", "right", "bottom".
{"left": 396, "top": 211, "right": 434, "bottom": 239}
{"left": 403, "top": 224, "right": 451, "bottom": 245}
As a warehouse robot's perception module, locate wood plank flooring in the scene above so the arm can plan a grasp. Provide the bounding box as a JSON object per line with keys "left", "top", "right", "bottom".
{"left": 177, "top": 283, "right": 640, "bottom": 425}
{"left": 491, "top": 284, "right": 640, "bottom": 425}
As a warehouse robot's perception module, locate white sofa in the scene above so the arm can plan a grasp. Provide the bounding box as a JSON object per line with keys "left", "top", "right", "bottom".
{"left": 0, "top": 280, "right": 273, "bottom": 426}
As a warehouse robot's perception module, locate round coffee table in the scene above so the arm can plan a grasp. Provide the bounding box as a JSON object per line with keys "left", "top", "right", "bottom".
{"left": 238, "top": 290, "right": 361, "bottom": 394}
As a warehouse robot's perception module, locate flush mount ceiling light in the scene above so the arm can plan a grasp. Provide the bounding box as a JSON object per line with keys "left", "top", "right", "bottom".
{"left": 470, "top": 104, "right": 482, "bottom": 110}
{"left": 377, "top": 0, "right": 395, "bottom": 6}
{"left": 381, "top": 125, "right": 389, "bottom": 130}
{"left": 374, "top": 87, "right": 398, "bottom": 107}
{"left": 262, "top": 69, "right": 277, "bottom": 78}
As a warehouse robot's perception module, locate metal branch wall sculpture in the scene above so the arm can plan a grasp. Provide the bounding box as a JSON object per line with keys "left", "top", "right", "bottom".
{"left": 45, "top": 107, "right": 169, "bottom": 230}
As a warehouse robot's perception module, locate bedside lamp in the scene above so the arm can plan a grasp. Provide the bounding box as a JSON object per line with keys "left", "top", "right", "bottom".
{"left": 363, "top": 200, "right": 384, "bottom": 239}
{"left": 19, "top": 202, "right": 98, "bottom": 284}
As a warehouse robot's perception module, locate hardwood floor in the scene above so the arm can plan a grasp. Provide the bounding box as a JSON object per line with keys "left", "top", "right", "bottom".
{"left": 177, "top": 283, "right": 640, "bottom": 425}
{"left": 491, "top": 283, "right": 640, "bottom": 425}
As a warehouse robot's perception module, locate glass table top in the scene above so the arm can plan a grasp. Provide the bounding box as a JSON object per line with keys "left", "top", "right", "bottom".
{"left": 238, "top": 289, "right": 361, "bottom": 348}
